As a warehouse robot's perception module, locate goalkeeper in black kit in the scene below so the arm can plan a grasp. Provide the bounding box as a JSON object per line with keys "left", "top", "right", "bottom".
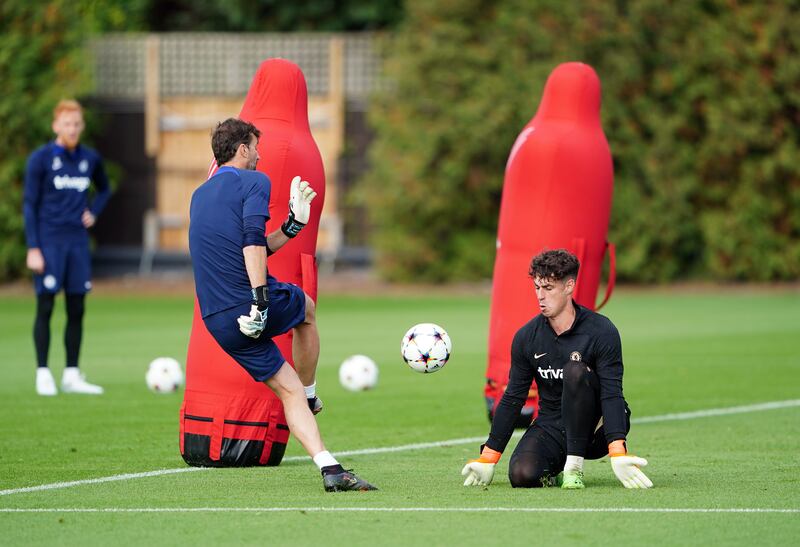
{"left": 462, "top": 249, "right": 653, "bottom": 489}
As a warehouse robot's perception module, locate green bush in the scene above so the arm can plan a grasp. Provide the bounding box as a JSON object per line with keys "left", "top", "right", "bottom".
{"left": 361, "top": 0, "right": 800, "bottom": 282}
{"left": 0, "top": 2, "right": 88, "bottom": 280}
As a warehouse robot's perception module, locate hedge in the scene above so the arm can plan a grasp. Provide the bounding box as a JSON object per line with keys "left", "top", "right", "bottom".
{"left": 360, "top": 0, "right": 800, "bottom": 282}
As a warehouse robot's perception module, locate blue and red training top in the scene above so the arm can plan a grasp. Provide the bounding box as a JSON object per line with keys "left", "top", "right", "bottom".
{"left": 23, "top": 141, "right": 111, "bottom": 248}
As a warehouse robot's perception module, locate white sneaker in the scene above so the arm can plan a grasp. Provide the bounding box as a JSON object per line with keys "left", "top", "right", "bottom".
{"left": 61, "top": 367, "right": 104, "bottom": 395}
{"left": 36, "top": 368, "right": 58, "bottom": 396}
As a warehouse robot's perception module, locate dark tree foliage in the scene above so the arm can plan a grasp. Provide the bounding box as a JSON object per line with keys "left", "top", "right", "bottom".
{"left": 143, "top": 0, "right": 404, "bottom": 32}
{"left": 361, "top": 0, "right": 800, "bottom": 282}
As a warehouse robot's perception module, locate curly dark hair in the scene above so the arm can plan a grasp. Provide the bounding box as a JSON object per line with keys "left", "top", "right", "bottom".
{"left": 211, "top": 118, "right": 261, "bottom": 165}
{"left": 529, "top": 249, "right": 580, "bottom": 281}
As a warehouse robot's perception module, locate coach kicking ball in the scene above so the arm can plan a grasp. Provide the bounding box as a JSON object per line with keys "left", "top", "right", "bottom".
{"left": 462, "top": 249, "right": 652, "bottom": 490}
{"left": 189, "top": 118, "right": 376, "bottom": 492}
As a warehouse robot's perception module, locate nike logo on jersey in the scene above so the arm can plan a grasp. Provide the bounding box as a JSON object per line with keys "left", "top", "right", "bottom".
{"left": 534, "top": 352, "right": 547, "bottom": 359}
{"left": 52, "top": 156, "right": 63, "bottom": 171}
{"left": 537, "top": 366, "right": 562, "bottom": 380}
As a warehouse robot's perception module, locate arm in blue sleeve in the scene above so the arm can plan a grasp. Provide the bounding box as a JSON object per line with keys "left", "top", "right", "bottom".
{"left": 89, "top": 157, "right": 111, "bottom": 216}
{"left": 23, "top": 153, "right": 44, "bottom": 248}
{"left": 242, "top": 215, "right": 271, "bottom": 254}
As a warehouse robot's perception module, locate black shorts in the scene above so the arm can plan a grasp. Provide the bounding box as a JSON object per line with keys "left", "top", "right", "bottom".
{"left": 508, "top": 413, "right": 630, "bottom": 488}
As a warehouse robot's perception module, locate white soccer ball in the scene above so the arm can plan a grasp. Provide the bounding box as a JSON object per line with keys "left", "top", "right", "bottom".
{"left": 339, "top": 355, "right": 379, "bottom": 392}
{"left": 146, "top": 357, "right": 184, "bottom": 394}
{"left": 401, "top": 323, "right": 452, "bottom": 373}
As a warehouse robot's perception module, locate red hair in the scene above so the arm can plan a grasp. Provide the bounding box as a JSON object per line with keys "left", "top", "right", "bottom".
{"left": 53, "top": 99, "right": 83, "bottom": 120}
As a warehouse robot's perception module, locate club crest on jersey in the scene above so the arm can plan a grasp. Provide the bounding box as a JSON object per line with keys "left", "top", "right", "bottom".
{"left": 43, "top": 275, "right": 57, "bottom": 290}
{"left": 570, "top": 351, "right": 582, "bottom": 362}
{"left": 79, "top": 159, "right": 89, "bottom": 173}
{"left": 51, "top": 156, "right": 63, "bottom": 171}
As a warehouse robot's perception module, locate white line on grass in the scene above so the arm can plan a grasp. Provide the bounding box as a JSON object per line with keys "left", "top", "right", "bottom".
{"left": 630, "top": 399, "right": 800, "bottom": 423}
{"left": 0, "top": 507, "right": 797, "bottom": 514}
{"left": 1, "top": 398, "right": 798, "bottom": 498}
{"left": 0, "top": 468, "right": 207, "bottom": 497}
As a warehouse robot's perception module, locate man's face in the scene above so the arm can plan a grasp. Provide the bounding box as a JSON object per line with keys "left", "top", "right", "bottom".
{"left": 52, "top": 110, "right": 84, "bottom": 150}
{"left": 533, "top": 275, "right": 574, "bottom": 318}
{"left": 244, "top": 134, "right": 260, "bottom": 170}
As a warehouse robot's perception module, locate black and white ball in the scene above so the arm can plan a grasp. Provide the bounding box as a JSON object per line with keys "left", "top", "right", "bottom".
{"left": 401, "top": 323, "right": 452, "bottom": 373}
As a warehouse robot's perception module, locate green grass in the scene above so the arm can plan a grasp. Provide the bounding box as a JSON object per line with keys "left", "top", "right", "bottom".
{"left": 1, "top": 288, "right": 799, "bottom": 546}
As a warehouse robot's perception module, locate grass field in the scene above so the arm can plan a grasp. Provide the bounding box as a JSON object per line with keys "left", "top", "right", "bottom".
{"left": 1, "top": 286, "right": 798, "bottom": 546}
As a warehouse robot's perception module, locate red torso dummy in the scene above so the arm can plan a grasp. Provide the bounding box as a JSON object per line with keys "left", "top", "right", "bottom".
{"left": 484, "top": 62, "right": 615, "bottom": 425}
{"left": 180, "top": 59, "right": 325, "bottom": 466}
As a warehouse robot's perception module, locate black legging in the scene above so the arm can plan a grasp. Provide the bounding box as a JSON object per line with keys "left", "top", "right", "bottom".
{"left": 34, "top": 293, "right": 85, "bottom": 368}
{"left": 508, "top": 361, "right": 614, "bottom": 487}
{"left": 562, "top": 360, "right": 603, "bottom": 457}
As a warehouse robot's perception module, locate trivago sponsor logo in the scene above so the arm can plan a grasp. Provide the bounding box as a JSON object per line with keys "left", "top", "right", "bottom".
{"left": 53, "top": 175, "right": 90, "bottom": 191}
{"left": 537, "top": 366, "right": 563, "bottom": 380}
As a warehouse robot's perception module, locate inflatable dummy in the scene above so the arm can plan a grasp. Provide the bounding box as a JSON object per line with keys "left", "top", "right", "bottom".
{"left": 180, "top": 59, "right": 325, "bottom": 466}
{"left": 485, "top": 62, "right": 616, "bottom": 426}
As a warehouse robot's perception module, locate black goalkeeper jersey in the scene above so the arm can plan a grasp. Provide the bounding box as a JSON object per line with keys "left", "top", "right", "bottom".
{"left": 486, "top": 301, "right": 629, "bottom": 453}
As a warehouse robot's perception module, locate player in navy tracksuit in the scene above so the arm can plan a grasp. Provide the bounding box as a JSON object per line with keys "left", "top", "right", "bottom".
{"left": 462, "top": 250, "right": 653, "bottom": 489}
{"left": 189, "top": 118, "right": 375, "bottom": 492}
{"left": 23, "top": 100, "right": 111, "bottom": 396}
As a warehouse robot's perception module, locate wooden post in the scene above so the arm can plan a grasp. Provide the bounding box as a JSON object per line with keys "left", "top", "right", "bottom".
{"left": 326, "top": 37, "right": 345, "bottom": 215}
{"left": 145, "top": 35, "right": 160, "bottom": 158}
{"left": 316, "top": 36, "right": 345, "bottom": 268}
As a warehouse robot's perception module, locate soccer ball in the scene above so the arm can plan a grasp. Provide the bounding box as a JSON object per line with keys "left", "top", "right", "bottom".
{"left": 146, "top": 357, "right": 184, "bottom": 394}
{"left": 401, "top": 323, "right": 452, "bottom": 373}
{"left": 339, "top": 355, "right": 379, "bottom": 392}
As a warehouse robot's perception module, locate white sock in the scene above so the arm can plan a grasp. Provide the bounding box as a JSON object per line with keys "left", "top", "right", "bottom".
{"left": 304, "top": 382, "right": 316, "bottom": 399}
{"left": 312, "top": 450, "right": 339, "bottom": 470}
{"left": 564, "top": 455, "right": 584, "bottom": 472}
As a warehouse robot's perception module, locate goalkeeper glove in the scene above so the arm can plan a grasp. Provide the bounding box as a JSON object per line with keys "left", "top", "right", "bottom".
{"left": 609, "top": 440, "right": 653, "bottom": 489}
{"left": 462, "top": 445, "right": 502, "bottom": 486}
{"left": 281, "top": 176, "right": 317, "bottom": 238}
{"left": 238, "top": 285, "right": 269, "bottom": 338}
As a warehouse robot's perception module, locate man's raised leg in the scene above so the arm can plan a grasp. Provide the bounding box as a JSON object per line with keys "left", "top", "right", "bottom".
{"left": 293, "top": 293, "right": 322, "bottom": 413}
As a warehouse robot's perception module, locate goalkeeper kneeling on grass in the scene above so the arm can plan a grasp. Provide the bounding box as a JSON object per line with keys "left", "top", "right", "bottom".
{"left": 462, "top": 249, "right": 652, "bottom": 490}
